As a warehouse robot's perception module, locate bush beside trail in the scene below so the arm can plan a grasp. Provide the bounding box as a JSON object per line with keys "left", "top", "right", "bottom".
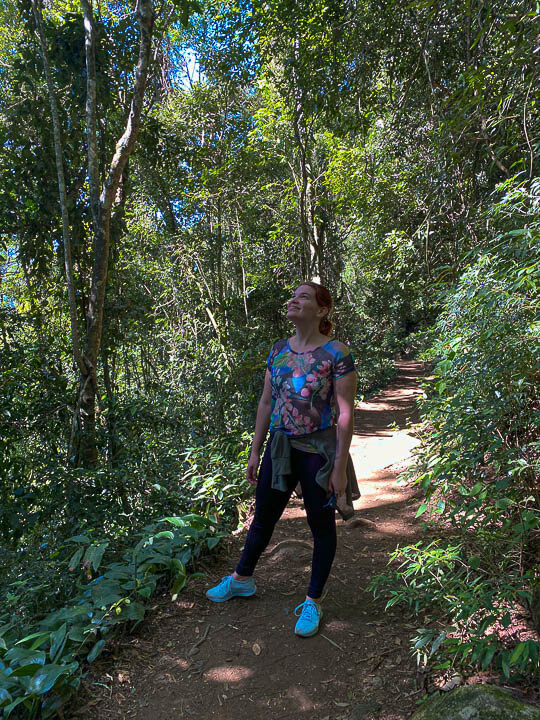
{"left": 370, "top": 184, "right": 540, "bottom": 684}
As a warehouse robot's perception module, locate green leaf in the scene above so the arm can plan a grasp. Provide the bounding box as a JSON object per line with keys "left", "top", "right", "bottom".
{"left": 207, "top": 536, "right": 221, "bottom": 550}
{"left": 415, "top": 503, "right": 428, "bottom": 518}
{"left": 9, "top": 663, "right": 45, "bottom": 677}
{"left": 87, "top": 639, "right": 106, "bottom": 664}
{"left": 14, "top": 630, "right": 51, "bottom": 648}
{"left": 83, "top": 543, "right": 109, "bottom": 573}
{"left": 27, "top": 662, "right": 78, "bottom": 695}
{"left": 121, "top": 602, "right": 146, "bottom": 622}
{"left": 69, "top": 547, "right": 84, "bottom": 571}
{"left": 481, "top": 644, "right": 497, "bottom": 670}
{"left": 3, "top": 648, "right": 46, "bottom": 667}
{"left": 509, "top": 642, "right": 526, "bottom": 665}
{"left": 161, "top": 516, "right": 187, "bottom": 527}
{"left": 430, "top": 631, "right": 446, "bottom": 656}
{"left": 49, "top": 623, "right": 67, "bottom": 662}
{"left": 171, "top": 570, "right": 187, "bottom": 601}
{"left": 2, "top": 696, "right": 28, "bottom": 717}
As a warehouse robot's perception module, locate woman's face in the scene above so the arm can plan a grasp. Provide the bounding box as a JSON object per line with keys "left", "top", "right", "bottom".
{"left": 286, "top": 285, "right": 327, "bottom": 323}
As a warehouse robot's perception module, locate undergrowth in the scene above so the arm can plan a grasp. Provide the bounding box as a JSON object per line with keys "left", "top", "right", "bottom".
{"left": 0, "top": 435, "right": 253, "bottom": 718}
{"left": 369, "top": 185, "right": 540, "bottom": 685}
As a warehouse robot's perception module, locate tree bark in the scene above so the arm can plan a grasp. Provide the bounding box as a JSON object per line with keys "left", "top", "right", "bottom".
{"left": 78, "top": 0, "right": 155, "bottom": 466}
{"left": 31, "top": 0, "right": 85, "bottom": 379}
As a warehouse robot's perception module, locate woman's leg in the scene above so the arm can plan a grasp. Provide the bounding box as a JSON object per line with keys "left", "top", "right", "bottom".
{"left": 235, "top": 442, "right": 295, "bottom": 577}
{"left": 293, "top": 450, "right": 337, "bottom": 599}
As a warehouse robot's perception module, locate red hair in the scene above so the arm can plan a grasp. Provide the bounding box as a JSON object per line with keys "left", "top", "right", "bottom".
{"left": 301, "top": 281, "right": 334, "bottom": 336}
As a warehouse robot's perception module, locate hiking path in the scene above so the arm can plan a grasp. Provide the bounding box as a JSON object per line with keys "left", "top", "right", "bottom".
{"left": 77, "top": 360, "right": 427, "bottom": 720}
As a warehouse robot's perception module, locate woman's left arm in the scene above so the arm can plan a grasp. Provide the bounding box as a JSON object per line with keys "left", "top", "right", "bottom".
{"left": 328, "top": 370, "right": 357, "bottom": 496}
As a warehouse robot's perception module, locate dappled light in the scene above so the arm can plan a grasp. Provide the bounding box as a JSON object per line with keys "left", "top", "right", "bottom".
{"left": 0, "top": 0, "right": 537, "bottom": 715}
{"left": 203, "top": 665, "right": 254, "bottom": 683}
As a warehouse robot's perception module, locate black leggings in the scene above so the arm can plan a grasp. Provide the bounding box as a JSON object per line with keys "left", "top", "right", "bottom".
{"left": 236, "top": 441, "right": 337, "bottom": 598}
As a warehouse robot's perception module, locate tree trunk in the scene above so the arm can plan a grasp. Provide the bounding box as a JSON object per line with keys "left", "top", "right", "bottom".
{"left": 31, "top": 0, "right": 85, "bottom": 380}
{"left": 78, "top": 0, "right": 155, "bottom": 466}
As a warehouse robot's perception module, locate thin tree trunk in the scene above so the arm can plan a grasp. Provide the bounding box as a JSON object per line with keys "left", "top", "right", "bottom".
{"left": 291, "top": 40, "right": 311, "bottom": 271}
{"left": 235, "top": 207, "right": 249, "bottom": 323}
{"left": 78, "top": 0, "right": 155, "bottom": 465}
{"left": 31, "top": 0, "right": 85, "bottom": 378}
{"left": 81, "top": 0, "right": 100, "bottom": 230}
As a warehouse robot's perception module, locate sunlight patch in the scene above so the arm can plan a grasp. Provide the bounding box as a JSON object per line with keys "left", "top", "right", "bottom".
{"left": 204, "top": 665, "right": 254, "bottom": 683}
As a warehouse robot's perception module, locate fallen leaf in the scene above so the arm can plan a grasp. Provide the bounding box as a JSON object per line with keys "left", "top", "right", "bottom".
{"left": 252, "top": 643, "right": 261, "bottom": 656}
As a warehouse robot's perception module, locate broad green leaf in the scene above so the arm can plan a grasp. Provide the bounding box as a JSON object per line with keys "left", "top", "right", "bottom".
{"left": 153, "top": 531, "right": 174, "bottom": 540}
{"left": 9, "top": 663, "right": 45, "bottom": 677}
{"left": 49, "top": 623, "right": 67, "bottom": 662}
{"left": 3, "top": 648, "right": 46, "bottom": 667}
{"left": 87, "top": 640, "right": 106, "bottom": 664}
{"left": 83, "top": 543, "right": 108, "bottom": 573}
{"left": 481, "top": 644, "right": 497, "bottom": 670}
{"left": 69, "top": 547, "right": 84, "bottom": 571}
{"left": 161, "top": 516, "right": 186, "bottom": 527}
{"left": 171, "top": 571, "right": 187, "bottom": 601}
{"left": 27, "top": 661, "right": 78, "bottom": 695}
{"left": 509, "top": 642, "right": 526, "bottom": 664}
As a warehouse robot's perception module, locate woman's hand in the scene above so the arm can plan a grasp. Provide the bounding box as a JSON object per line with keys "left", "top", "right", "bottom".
{"left": 328, "top": 466, "right": 347, "bottom": 497}
{"left": 246, "top": 451, "right": 260, "bottom": 485}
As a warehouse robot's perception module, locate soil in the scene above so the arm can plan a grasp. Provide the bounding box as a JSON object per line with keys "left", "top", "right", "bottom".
{"left": 73, "top": 361, "right": 430, "bottom": 720}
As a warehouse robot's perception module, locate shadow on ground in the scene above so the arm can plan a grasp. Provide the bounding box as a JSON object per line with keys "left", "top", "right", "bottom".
{"left": 73, "top": 361, "right": 427, "bottom": 720}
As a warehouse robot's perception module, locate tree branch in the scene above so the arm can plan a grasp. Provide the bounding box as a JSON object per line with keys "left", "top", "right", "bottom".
{"left": 101, "top": 0, "right": 155, "bottom": 213}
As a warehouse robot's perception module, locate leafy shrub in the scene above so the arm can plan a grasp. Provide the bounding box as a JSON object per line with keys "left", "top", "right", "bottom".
{"left": 177, "top": 433, "right": 253, "bottom": 525}
{"left": 369, "top": 180, "right": 540, "bottom": 681}
{"left": 0, "top": 513, "right": 225, "bottom": 718}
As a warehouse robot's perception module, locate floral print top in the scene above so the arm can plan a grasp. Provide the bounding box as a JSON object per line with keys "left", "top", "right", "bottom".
{"left": 267, "top": 338, "right": 355, "bottom": 436}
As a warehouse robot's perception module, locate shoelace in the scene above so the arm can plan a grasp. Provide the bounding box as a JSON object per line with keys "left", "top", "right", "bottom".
{"left": 294, "top": 601, "right": 318, "bottom": 619}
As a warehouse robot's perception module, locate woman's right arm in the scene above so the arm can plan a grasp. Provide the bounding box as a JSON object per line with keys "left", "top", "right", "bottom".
{"left": 246, "top": 369, "right": 272, "bottom": 485}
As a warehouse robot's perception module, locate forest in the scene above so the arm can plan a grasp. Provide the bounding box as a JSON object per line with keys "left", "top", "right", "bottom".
{"left": 0, "top": 0, "right": 538, "bottom": 716}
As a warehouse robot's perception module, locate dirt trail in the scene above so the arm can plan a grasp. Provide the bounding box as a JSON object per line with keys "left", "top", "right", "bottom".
{"left": 78, "top": 361, "right": 427, "bottom": 720}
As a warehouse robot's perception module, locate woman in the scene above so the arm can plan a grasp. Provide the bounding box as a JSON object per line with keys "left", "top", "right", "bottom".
{"left": 206, "top": 282, "right": 357, "bottom": 637}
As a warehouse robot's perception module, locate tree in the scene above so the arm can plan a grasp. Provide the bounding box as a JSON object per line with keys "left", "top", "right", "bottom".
{"left": 27, "top": 0, "right": 200, "bottom": 465}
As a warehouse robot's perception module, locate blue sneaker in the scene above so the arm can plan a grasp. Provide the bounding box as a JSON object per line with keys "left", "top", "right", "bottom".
{"left": 206, "top": 575, "right": 257, "bottom": 603}
{"left": 294, "top": 599, "right": 323, "bottom": 637}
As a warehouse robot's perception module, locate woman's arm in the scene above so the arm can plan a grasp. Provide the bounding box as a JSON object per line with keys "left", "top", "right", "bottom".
{"left": 328, "top": 370, "right": 357, "bottom": 495}
{"left": 246, "top": 369, "right": 272, "bottom": 485}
